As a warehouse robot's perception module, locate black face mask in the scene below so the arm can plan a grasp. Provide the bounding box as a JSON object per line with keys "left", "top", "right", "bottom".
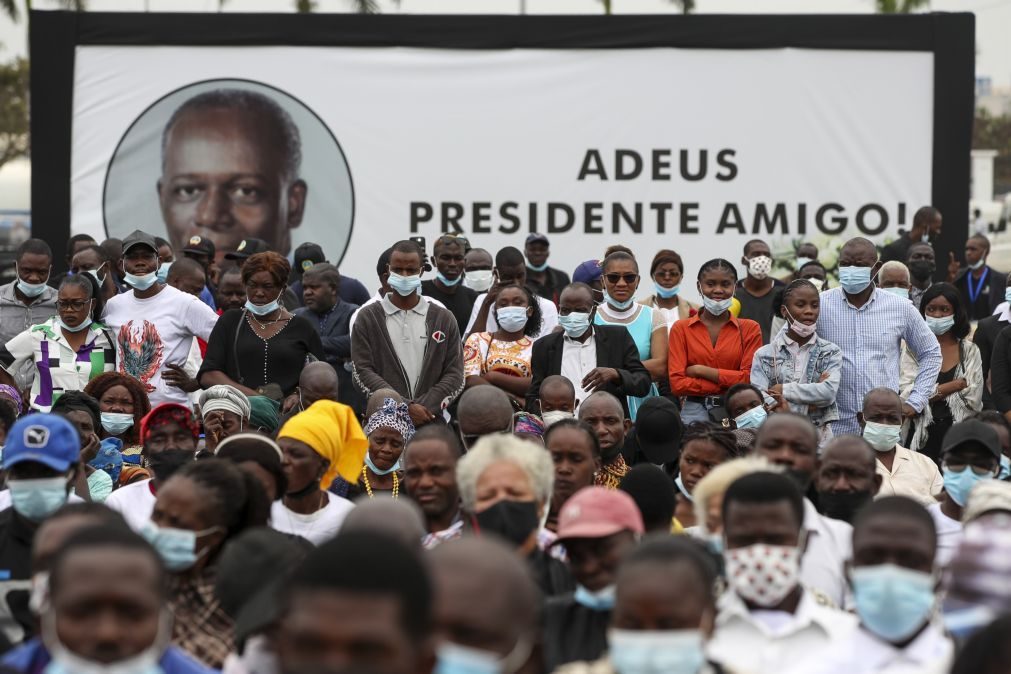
{"left": 818, "top": 490, "right": 873, "bottom": 524}
{"left": 475, "top": 500, "right": 539, "bottom": 547}
{"left": 601, "top": 439, "right": 625, "bottom": 463}
{"left": 785, "top": 468, "right": 812, "bottom": 493}
{"left": 146, "top": 449, "right": 194, "bottom": 483}
{"left": 908, "top": 260, "right": 936, "bottom": 282}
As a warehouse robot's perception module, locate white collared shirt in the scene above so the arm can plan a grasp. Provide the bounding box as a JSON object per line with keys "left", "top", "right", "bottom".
{"left": 786, "top": 623, "right": 953, "bottom": 674}
{"left": 560, "top": 331, "right": 597, "bottom": 407}
{"left": 801, "top": 498, "right": 853, "bottom": 608}
{"left": 381, "top": 294, "right": 430, "bottom": 396}
{"left": 876, "top": 445, "right": 943, "bottom": 507}
{"left": 707, "top": 588, "right": 857, "bottom": 674}
{"left": 927, "top": 502, "right": 963, "bottom": 567}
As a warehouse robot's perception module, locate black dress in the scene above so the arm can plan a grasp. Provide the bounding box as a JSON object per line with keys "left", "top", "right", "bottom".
{"left": 199, "top": 309, "right": 324, "bottom": 397}
{"left": 920, "top": 365, "right": 956, "bottom": 465}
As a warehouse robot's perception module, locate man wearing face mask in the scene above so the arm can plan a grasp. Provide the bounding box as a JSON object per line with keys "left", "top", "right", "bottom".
{"left": 927, "top": 419, "right": 1002, "bottom": 566}
{"left": 462, "top": 247, "right": 495, "bottom": 293}
{"left": 788, "top": 496, "right": 951, "bottom": 674}
{"left": 948, "top": 234, "right": 1005, "bottom": 321}
{"left": 69, "top": 244, "right": 119, "bottom": 303}
{"left": 815, "top": 436, "right": 881, "bottom": 524}
{"left": 0, "top": 415, "right": 82, "bottom": 644}
{"left": 421, "top": 235, "right": 478, "bottom": 335}
{"left": 0, "top": 239, "right": 57, "bottom": 392}
{"left": 875, "top": 262, "right": 912, "bottom": 301}
{"left": 525, "top": 233, "right": 570, "bottom": 307}
{"left": 3, "top": 525, "right": 214, "bottom": 674}
{"left": 817, "top": 237, "right": 941, "bottom": 437}
{"left": 543, "top": 487, "right": 644, "bottom": 671}
{"left": 708, "top": 472, "right": 857, "bottom": 674}
{"left": 352, "top": 240, "right": 464, "bottom": 428}
{"left": 905, "top": 242, "right": 936, "bottom": 310}
{"left": 102, "top": 230, "right": 219, "bottom": 408}
{"left": 860, "top": 388, "right": 942, "bottom": 505}
{"left": 527, "top": 284, "right": 651, "bottom": 418}
{"left": 881, "top": 206, "right": 942, "bottom": 264}
{"left": 735, "top": 239, "right": 785, "bottom": 344}
{"left": 104, "top": 403, "right": 200, "bottom": 532}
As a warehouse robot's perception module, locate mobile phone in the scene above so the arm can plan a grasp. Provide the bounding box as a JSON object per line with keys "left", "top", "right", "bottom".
{"left": 409, "top": 236, "right": 426, "bottom": 252}
{"left": 409, "top": 236, "right": 432, "bottom": 272}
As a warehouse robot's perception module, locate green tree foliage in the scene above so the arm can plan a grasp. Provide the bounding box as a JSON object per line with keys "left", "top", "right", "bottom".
{"left": 975, "top": 109, "right": 1011, "bottom": 195}
{"left": 0, "top": 57, "right": 29, "bottom": 170}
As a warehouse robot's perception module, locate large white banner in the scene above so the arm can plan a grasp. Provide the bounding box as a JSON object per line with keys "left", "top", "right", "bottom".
{"left": 71, "top": 45, "right": 933, "bottom": 299}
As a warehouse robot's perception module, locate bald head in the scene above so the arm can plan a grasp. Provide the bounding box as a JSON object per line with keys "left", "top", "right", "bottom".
{"left": 298, "top": 361, "right": 339, "bottom": 406}
{"left": 579, "top": 391, "right": 624, "bottom": 420}
{"left": 822, "top": 436, "right": 877, "bottom": 475}
{"left": 861, "top": 387, "right": 904, "bottom": 429}
{"left": 457, "top": 387, "right": 514, "bottom": 437}
{"left": 166, "top": 257, "right": 206, "bottom": 297}
{"left": 342, "top": 498, "right": 426, "bottom": 552}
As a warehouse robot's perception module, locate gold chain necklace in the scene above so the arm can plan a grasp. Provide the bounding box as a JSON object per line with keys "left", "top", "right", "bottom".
{"left": 362, "top": 465, "right": 399, "bottom": 499}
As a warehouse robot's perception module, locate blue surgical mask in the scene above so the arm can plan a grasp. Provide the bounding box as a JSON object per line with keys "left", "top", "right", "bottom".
{"left": 604, "top": 291, "right": 636, "bottom": 311}
{"left": 574, "top": 584, "right": 615, "bottom": 611}
{"left": 101, "top": 412, "right": 134, "bottom": 436}
{"left": 8, "top": 477, "right": 69, "bottom": 522}
{"left": 862, "top": 421, "right": 901, "bottom": 452}
{"left": 1000, "top": 455, "right": 1010, "bottom": 480}
{"left": 434, "top": 639, "right": 531, "bottom": 674}
{"left": 141, "top": 522, "right": 221, "bottom": 572}
{"left": 882, "top": 287, "right": 910, "bottom": 300}
{"left": 436, "top": 272, "right": 462, "bottom": 287}
{"left": 734, "top": 406, "right": 767, "bottom": 430}
{"left": 851, "top": 564, "right": 936, "bottom": 643}
{"left": 1005, "top": 287, "right": 1011, "bottom": 305}
{"left": 926, "top": 315, "right": 955, "bottom": 335}
{"left": 654, "top": 283, "right": 680, "bottom": 299}
{"left": 701, "top": 295, "right": 733, "bottom": 316}
{"left": 16, "top": 277, "right": 49, "bottom": 299}
{"left": 969, "top": 258, "right": 985, "bottom": 271}
{"left": 527, "top": 261, "right": 549, "bottom": 273}
{"left": 245, "top": 291, "right": 282, "bottom": 317}
{"left": 57, "top": 316, "right": 93, "bottom": 334}
{"left": 388, "top": 271, "right": 422, "bottom": 297}
{"left": 558, "top": 312, "right": 591, "bottom": 338}
{"left": 674, "top": 475, "right": 693, "bottom": 502}
{"left": 839, "top": 266, "right": 873, "bottom": 295}
{"left": 943, "top": 465, "right": 993, "bottom": 507}
{"left": 85, "top": 265, "right": 106, "bottom": 287}
{"left": 155, "top": 261, "right": 172, "bottom": 284}
{"left": 608, "top": 628, "right": 706, "bottom": 674}
{"left": 496, "top": 306, "right": 529, "bottom": 333}
{"left": 123, "top": 270, "right": 158, "bottom": 291}
{"left": 796, "top": 256, "right": 814, "bottom": 270}
{"left": 364, "top": 452, "right": 401, "bottom": 476}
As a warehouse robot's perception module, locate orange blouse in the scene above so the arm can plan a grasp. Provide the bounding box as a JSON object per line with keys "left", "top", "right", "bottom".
{"left": 668, "top": 314, "right": 762, "bottom": 396}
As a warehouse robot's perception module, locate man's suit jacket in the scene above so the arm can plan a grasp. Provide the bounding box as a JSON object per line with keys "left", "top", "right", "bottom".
{"left": 526, "top": 324, "right": 652, "bottom": 416}
{"left": 974, "top": 311, "right": 1009, "bottom": 409}
{"left": 954, "top": 265, "right": 1005, "bottom": 320}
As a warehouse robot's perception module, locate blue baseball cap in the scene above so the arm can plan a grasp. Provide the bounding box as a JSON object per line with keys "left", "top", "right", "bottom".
{"left": 573, "top": 259, "right": 603, "bottom": 285}
{"left": 3, "top": 414, "right": 80, "bottom": 473}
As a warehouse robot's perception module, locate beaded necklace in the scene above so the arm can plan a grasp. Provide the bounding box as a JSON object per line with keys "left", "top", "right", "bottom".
{"left": 244, "top": 312, "right": 292, "bottom": 386}
{"left": 361, "top": 465, "right": 399, "bottom": 499}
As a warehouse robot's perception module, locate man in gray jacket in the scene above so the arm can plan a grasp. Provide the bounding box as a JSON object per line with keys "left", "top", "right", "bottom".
{"left": 352, "top": 240, "right": 464, "bottom": 427}
{"left": 0, "top": 239, "right": 58, "bottom": 390}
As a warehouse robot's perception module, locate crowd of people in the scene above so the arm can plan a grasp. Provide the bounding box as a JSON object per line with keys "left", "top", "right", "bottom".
{"left": 0, "top": 208, "right": 1010, "bottom": 674}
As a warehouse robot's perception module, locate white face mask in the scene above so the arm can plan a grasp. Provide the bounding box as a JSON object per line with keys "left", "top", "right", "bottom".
{"left": 29, "top": 571, "right": 49, "bottom": 616}
{"left": 724, "top": 535, "right": 805, "bottom": 607}
{"left": 541, "top": 410, "right": 575, "bottom": 428}
{"left": 42, "top": 609, "right": 172, "bottom": 674}
{"left": 240, "top": 634, "right": 280, "bottom": 674}
{"left": 463, "top": 269, "right": 494, "bottom": 293}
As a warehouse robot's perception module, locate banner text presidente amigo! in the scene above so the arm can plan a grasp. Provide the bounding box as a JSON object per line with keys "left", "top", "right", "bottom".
{"left": 409, "top": 148, "right": 909, "bottom": 237}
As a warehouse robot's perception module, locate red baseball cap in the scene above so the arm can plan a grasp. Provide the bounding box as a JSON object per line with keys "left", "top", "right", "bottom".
{"left": 555, "top": 486, "right": 644, "bottom": 543}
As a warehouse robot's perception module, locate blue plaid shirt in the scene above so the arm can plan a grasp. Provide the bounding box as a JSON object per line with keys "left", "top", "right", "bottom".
{"left": 817, "top": 287, "right": 941, "bottom": 436}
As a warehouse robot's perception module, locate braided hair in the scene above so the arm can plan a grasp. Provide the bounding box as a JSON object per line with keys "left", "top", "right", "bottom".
{"left": 681, "top": 421, "right": 742, "bottom": 460}
{"left": 697, "top": 258, "right": 738, "bottom": 282}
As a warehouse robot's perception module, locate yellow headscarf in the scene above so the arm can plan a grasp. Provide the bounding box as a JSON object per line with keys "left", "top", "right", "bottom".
{"left": 277, "top": 400, "right": 369, "bottom": 489}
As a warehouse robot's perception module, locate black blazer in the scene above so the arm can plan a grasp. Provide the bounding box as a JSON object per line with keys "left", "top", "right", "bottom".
{"left": 953, "top": 265, "right": 1005, "bottom": 320}
{"left": 990, "top": 325, "right": 1011, "bottom": 414}
{"left": 526, "top": 324, "right": 652, "bottom": 416}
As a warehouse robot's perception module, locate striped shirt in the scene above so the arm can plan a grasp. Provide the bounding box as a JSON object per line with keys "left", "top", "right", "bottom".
{"left": 0, "top": 317, "right": 116, "bottom": 412}
{"left": 817, "top": 287, "right": 941, "bottom": 436}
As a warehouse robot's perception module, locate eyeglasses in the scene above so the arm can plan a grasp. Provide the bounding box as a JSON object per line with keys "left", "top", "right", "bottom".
{"left": 604, "top": 273, "right": 639, "bottom": 285}
{"left": 943, "top": 460, "right": 995, "bottom": 476}
{"left": 654, "top": 270, "right": 681, "bottom": 280}
{"left": 57, "top": 300, "right": 92, "bottom": 311}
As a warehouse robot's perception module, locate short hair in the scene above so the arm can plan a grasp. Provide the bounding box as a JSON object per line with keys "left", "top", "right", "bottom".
{"left": 579, "top": 390, "right": 626, "bottom": 420}
{"left": 560, "top": 282, "right": 594, "bottom": 303}
{"left": 543, "top": 419, "right": 601, "bottom": 458}
{"left": 51, "top": 390, "right": 101, "bottom": 433}
{"left": 970, "top": 233, "right": 991, "bottom": 254}
{"left": 692, "top": 456, "right": 776, "bottom": 533}
{"left": 697, "top": 258, "right": 738, "bottom": 283}
{"left": 214, "top": 433, "right": 288, "bottom": 498}
{"left": 171, "top": 459, "right": 271, "bottom": 539}
{"left": 723, "top": 383, "right": 764, "bottom": 414}
{"left": 84, "top": 373, "right": 152, "bottom": 446}
{"left": 493, "top": 282, "right": 543, "bottom": 337}
{"left": 154, "top": 236, "right": 170, "bottom": 250}
{"left": 919, "top": 282, "right": 970, "bottom": 340}
{"left": 16, "top": 238, "right": 53, "bottom": 261}
{"left": 220, "top": 266, "right": 242, "bottom": 282}
{"left": 649, "top": 249, "right": 684, "bottom": 276}
{"left": 877, "top": 260, "right": 911, "bottom": 284}
{"left": 0, "top": 402, "right": 16, "bottom": 436}
{"left": 167, "top": 257, "right": 205, "bottom": 281}
{"left": 65, "top": 234, "right": 96, "bottom": 254}
{"left": 973, "top": 410, "right": 1011, "bottom": 438}
{"left": 618, "top": 535, "right": 718, "bottom": 591}
{"left": 495, "top": 246, "right": 525, "bottom": 269}
{"left": 618, "top": 464, "right": 676, "bottom": 530}
{"left": 59, "top": 272, "right": 104, "bottom": 323}
{"left": 162, "top": 88, "right": 301, "bottom": 180}
{"left": 906, "top": 242, "right": 935, "bottom": 261}
{"left": 722, "top": 470, "right": 804, "bottom": 529}
{"left": 99, "top": 238, "right": 122, "bottom": 257}
{"left": 540, "top": 374, "right": 576, "bottom": 399}
{"left": 391, "top": 240, "right": 424, "bottom": 263}
{"left": 302, "top": 263, "right": 341, "bottom": 290}
{"left": 601, "top": 250, "right": 639, "bottom": 275}
{"left": 456, "top": 434, "right": 554, "bottom": 512}
{"left": 72, "top": 244, "right": 108, "bottom": 263}
{"left": 862, "top": 386, "right": 902, "bottom": 414}
{"left": 48, "top": 525, "right": 164, "bottom": 597}
{"left": 405, "top": 424, "right": 463, "bottom": 459}
{"left": 288, "top": 530, "right": 432, "bottom": 640}
{"left": 241, "top": 251, "right": 291, "bottom": 288}
{"left": 797, "top": 260, "right": 827, "bottom": 277}
{"left": 681, "top": 421, "right": 741, "bottom": 460}
{"left": 912, "top": 206, "right": 941, "bottom": 229}
{"left": 842, "top": 236, "right": 879, "bottom": 262}
{"left": 853, "top": 496, "right": 936, "bottom": 545}
{"left": 757, "top": 411, "right": 820, "bottom": 448}
{"left": 433, "top": 234, "right": 470, "bottom": 254}
{"left": 743, "top": 239, "right": 769, "bottom": 255}
{"left": 376, "top": 247, "right": 394, "bottom": 278}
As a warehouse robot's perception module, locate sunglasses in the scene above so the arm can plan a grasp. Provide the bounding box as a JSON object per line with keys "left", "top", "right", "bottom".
{"left": 604, "top": 273, "right": 639, "bottom": 285}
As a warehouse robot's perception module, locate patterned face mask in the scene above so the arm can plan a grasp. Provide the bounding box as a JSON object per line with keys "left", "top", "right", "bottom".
{"left": 747, "top": 255, "right": 773, "bottom": 281}
{"left": 724, "top": 533, "right": 805, "bottom": 607}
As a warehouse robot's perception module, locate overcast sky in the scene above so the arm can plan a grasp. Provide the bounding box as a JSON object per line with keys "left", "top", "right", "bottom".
{"left": 2, "top": 0, "right": 1009, "bottom": 86}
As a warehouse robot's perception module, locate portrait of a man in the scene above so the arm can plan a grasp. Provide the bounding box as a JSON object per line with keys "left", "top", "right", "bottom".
{"left": 157, "top": 88, "right": 308, "bottom": 257}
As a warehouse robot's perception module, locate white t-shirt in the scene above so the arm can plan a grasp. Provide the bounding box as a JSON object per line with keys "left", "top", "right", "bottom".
{"left": 102, "top": 285, "right": 218, "bottom": 407}
{"left": 104, "top": 479, "right": 157, "bottom": 532}
{"left": 270, "top": 492, "right": 355, "bottom": 546}
{"left": 927, "top": 502, "right": 963, "bottom": 567}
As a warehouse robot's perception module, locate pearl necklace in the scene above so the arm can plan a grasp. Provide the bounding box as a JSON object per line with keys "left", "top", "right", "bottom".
{"left": 362, "top": 465, "right": 399, "bottom": 499}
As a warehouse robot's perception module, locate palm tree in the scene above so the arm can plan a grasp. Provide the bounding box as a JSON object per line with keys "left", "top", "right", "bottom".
{"left": 874, "top": 0, "right": 929, "bottom": 12}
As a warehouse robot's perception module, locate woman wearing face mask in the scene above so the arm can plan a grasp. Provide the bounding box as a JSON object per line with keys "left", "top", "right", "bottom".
{"left": 900, "top": 283, "right": 982, "bottom": 464}
{"left": 85, "top": 372, "right": 153, "bottom": 484}
{"left": 0, "top": 274, "right": 115, "bottom": 413}
{"left": 143, "top": 458, "right": 270, "bottom": 669}
{"left": 750, "top": 279, "right": 842, "bottom": 446}
{"left": 200, "top": 252, "right": 324, "bottom": 399}
{"left": 639, "top": 249, "right": 699, "bottom": 331}
{"left": 463, "top": 283, "right": 543, "bottom": 407}
{"left": 669, "top": 259, "right": 763, "bottom": 425}
{"left": 673, "top": 423, "right": 740, "bottom": 530}
{"left": 337, "top": 397, "right": 414, "bottom": 500}
{"left": 594, "top": 250, "right": 666, "bottom": 421}
{"left": 457, "top": 433, "right": 575, "bottom": 597}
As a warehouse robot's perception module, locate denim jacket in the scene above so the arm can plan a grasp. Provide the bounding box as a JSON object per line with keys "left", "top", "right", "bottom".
{"left": 750, "top": 329, "right": 842, "bottom": 428}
